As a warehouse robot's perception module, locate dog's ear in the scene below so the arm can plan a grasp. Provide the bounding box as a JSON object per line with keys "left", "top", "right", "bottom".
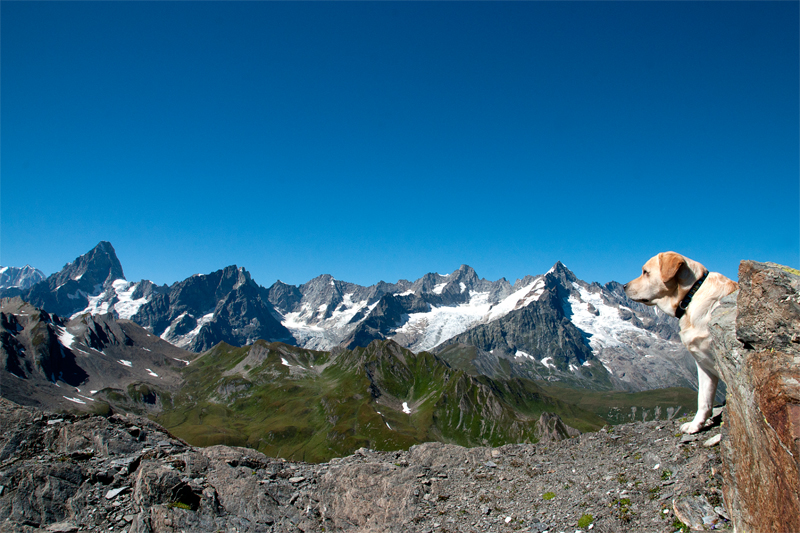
{"left": 659, "top": 252, "right": 685, "bottom": 283}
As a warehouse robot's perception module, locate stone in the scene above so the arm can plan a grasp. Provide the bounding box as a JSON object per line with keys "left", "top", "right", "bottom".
{"left": 680, "top": 433, "right": 702, "bottom": 444}
{"left": 673, "top": 495, "right": 718, "bottom": 530}
{"left": 702, "top": 434, "right": 721, "bottom": 447}
{"left": 45, "top": 522, "right": 79, "bottom": 532}
{"left": 710, "top": 260, "right": 800, "bottom": 532}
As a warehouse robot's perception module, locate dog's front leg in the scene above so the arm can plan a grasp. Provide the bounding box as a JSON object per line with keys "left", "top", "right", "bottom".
{"left": 681, "top": 362, "right": 719, "bottom": 434}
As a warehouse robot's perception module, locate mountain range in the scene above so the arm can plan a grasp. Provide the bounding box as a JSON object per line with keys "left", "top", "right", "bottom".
{"left": 2, "top": 241, "right": 700, "bottom": 393}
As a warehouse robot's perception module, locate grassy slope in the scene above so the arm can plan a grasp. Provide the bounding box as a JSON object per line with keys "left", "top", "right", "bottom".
{"left": 156, "top": 340, "right": 606, "bottom": 462}
{"left": 535, "top": 382, "right": 698, "bottom": 424}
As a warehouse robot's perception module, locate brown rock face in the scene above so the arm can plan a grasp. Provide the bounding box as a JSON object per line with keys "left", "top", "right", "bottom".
{"left": 709, "top": 261, "right": 800, "bottom": 533}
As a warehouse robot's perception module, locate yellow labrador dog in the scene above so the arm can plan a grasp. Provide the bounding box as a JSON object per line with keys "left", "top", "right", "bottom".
{"left": 624, "top": 252, "right": 738, "bottom": 434}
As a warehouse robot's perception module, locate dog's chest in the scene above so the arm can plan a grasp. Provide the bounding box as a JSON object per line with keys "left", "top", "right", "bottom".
{"left": 679, "top": 323, "right": 716, "bottom": 370}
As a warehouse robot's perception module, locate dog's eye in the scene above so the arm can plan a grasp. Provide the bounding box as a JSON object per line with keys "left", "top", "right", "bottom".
{"left": 643, "top": 270, "right": 649, "bottom": 276}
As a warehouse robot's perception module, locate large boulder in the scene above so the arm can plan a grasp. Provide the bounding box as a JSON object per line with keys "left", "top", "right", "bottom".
{"left": 709, "top": 261, "right": 800, "bottom": 532}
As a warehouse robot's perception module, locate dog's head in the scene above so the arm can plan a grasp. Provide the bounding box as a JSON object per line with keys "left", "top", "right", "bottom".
{"left": 623, "top": 251, "right": 692, "bottom": 306}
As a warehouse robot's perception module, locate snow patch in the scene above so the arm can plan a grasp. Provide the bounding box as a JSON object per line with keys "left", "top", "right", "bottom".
{"left": 567, "top": 283, "right": 655, "bottom": 352}
{"left": 112, "top": 280, "right": 149, "bottom": 319}
{"left": 146, "top": 368, "right": 159, "bottom": 377}
{"left": 118, "top": 360, "right": 132, "bottom": 367}
{"left": 56, "top": 326, "right": 77, "bottom": 348}
{"left": 402, "top": 402, "right": 411, "bottom": 414}
{"left": 432, "top": 282, "right": 448, "bottom": 295}
{"left": 63, "top": 396, "right": 86, "bottom": 405}
{"left": 161, "top": 311, "right": 214, "bottom": 349}
{"left": 282, "top": 297, "right": 379, "bottom": 351}
{"left": 540, "top": 357, "right": 555, "bottom": 370}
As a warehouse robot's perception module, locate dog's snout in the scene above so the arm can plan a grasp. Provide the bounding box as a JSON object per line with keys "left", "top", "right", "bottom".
{"left": 623, "top": 283, "right": 628, "bottom": 291}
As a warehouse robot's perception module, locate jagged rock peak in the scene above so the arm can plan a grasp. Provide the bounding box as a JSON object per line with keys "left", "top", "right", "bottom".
{"left": 456, "top": 264, "right": 477, "bottom": 275}
{"left": 267, "top": 280, "right": 303, "bottom": 314}
{"left": 545, "top": 261, "right": 577, "bottom": 282}
{"left": 53, "top": 240, "right": 125, "bottom": 287}
{"left": 222, "top": 265, "right": 252, "bottom": 287}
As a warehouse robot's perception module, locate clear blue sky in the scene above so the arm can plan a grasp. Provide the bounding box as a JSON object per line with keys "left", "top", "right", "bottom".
{"left": 2, "top": 2, "right": 798, "bottom": 288}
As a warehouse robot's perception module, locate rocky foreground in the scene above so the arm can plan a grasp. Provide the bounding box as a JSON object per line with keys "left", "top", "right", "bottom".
{"left": 0, "top": 397, "right": 729, "bottom": 533}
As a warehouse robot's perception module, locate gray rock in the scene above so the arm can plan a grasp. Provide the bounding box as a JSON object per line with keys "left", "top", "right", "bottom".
{"left": 673, "top": 495, "right": 720, "bottom": 530}
{"left": 0, "top": 395, "right": 730, "bottom": 533}
{"left": 104, "top": 487, "right": 128, "bottom": 500}
{"left": 45, "top": 522, "right": 79, "bottom": 532}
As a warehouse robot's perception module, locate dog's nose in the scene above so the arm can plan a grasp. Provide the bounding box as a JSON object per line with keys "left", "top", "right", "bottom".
{"left": 623, "top": 283, "right": 628, "bottom": 290}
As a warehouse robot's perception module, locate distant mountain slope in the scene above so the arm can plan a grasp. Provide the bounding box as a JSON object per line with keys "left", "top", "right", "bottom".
{"left": 0, "top": 296, "right": 193, "bottom": 414}
{"left": 268, "top": 265, "right": 546, "bottom": 353}
{"left": 157, "top": 339, "right": 606, "bottom": 462}
{"left": 130, "top": 265, "right": 293, "bottom": 351}
{"left": 438, "top": 262, "right": 699, "bottom": 392}
{"left": 0, "top": 265, "right": 45, "bottom": 290}
{"left": 1, "top": 242, "right": 127, "bottom": 318}
{"left": 1, "top": 243, "right": 293, "bottom": 352}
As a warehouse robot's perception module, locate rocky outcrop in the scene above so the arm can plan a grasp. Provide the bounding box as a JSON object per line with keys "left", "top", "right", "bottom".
{"left": 709, "top": 261, "right": 800, "bottom": 532}
{"left": 535, "top": 412, "right": 581, "bottom": 442}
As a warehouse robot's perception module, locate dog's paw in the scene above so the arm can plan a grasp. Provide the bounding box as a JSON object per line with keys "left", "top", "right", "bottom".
{"left": 681, "top": 420, "right": 705, "bottom": 434}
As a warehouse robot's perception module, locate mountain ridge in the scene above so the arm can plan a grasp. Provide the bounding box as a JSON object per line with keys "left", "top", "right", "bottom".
{"left": 1, "top": 241, "right": 699, "bottom": 395}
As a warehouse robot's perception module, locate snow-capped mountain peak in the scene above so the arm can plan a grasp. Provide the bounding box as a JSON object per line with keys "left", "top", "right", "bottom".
{"left": 0, "top": 265, "right": 46, "bottom": 290}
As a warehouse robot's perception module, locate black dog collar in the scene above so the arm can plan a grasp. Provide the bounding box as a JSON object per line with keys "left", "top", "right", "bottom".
{"left": 675, "top": 271, "right": 708, "bottom": 319}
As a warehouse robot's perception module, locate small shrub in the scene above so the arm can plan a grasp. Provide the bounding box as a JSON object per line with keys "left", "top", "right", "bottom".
{"left": 167, "top": 501, "right": 191, "bottom": 510}
{"left": 661, "top": 469, "right": 673, "bottom": 481}
{"left": 542, "top": 492, "right": 556, "bottom": 500}
{"left": 577, "top": 514, "right": 593, "bottom": 528}
{"left": 610, "top": 497, "right": 633, "bottom": 522}
{"left": 672, "top": 518, "right": 690, "bottom": 532}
